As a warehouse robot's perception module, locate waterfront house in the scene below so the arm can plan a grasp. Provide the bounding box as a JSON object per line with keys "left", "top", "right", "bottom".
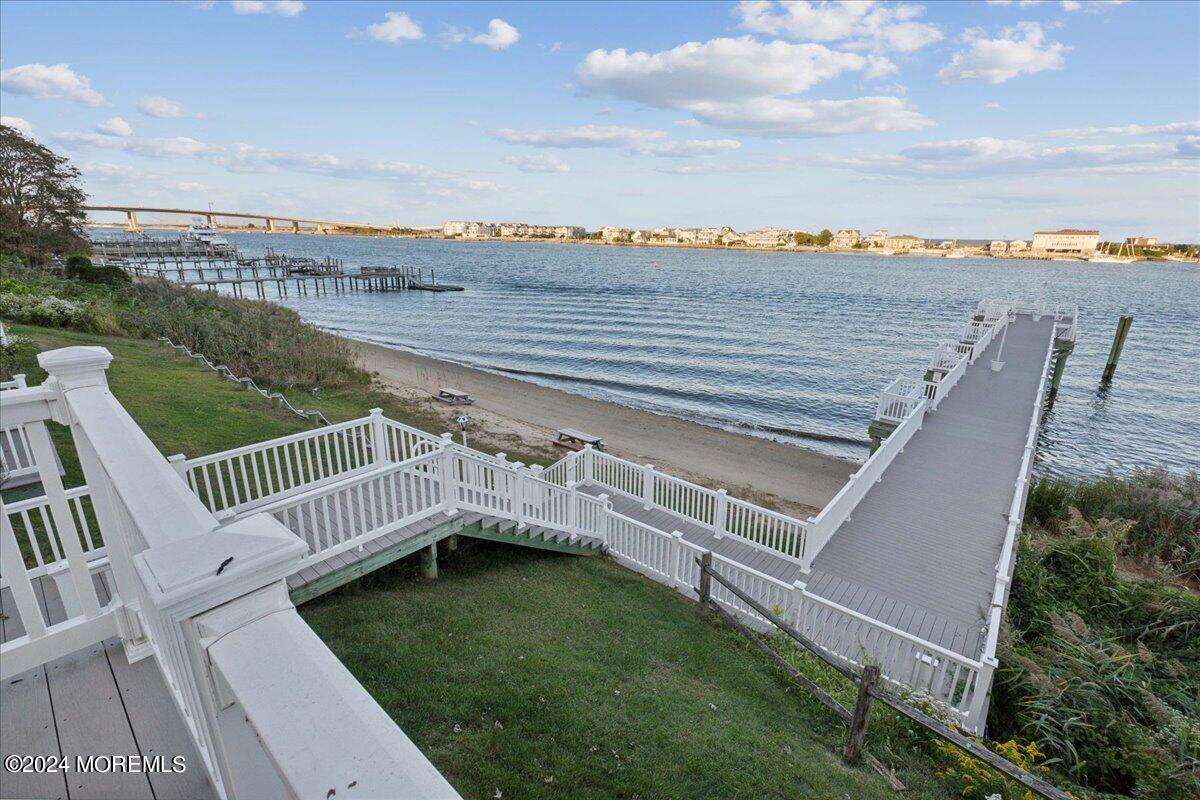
{"left": 1031, "top": 229, "right": 1101, "bottom": 255}
{"left": 600, "top": 226, "right": 631, "bottom": 242}
{"left": 989, "top": 241, "right": 1008, "bottom": 254}
{"left": 832, "top": 229, "right": 862, "bottom": 248}
{"left": 1008, "top": 240, "right": 1028, "bottom": 253}
{"left": 743, "top": 228, "right": 791, "bottom": 247}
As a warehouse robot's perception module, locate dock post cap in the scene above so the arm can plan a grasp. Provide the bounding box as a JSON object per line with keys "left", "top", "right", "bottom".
{"left": 368, "top": 407, "right": 383, "bottom": 417}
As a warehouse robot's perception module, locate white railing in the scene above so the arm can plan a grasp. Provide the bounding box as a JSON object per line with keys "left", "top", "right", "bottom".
{"left": 452, "top": 447, "right": 516, "bottom": 517}
{"left": 382, "top": 416, "right": 444, "bottom": 462}
{"left": 264, "top": 450, "right": 445, "bottom": 568}
{"left": 582, "top": 448, "right": 809, "bottom": 563}
{"left": 0, "top": 383, "right": 119, "bottom": 682}
{"left": 806, "top": 398, "right": 926, "bottom": 562}
{"left": 1, "top": 422, "right": 38, "bottom": 484}
{"left": 793, "top": 586, "right": 987, "bottom": 728}
{"left": 1, "top": 348, "right": 463, "bottom": 799}
{"left": 1, "top": 373, "right": 27, "bottom": 391}
{"left": 875, "top": 377, "right": 925, "bottom": 423}
{"left": 2, "top": 485, "right": 104, "bottom": 582}
{"left": 181, "top": 416, "right": 378, "bottom": 516}
{"left": 928, "top": 343, "right": 963, "bottom": 373}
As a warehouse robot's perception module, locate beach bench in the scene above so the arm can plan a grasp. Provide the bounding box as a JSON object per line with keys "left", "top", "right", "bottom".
{"left": 435, "top": 387, "right": 474, "bottom": 405}
{"left": 554, "top": 428, "right": 605, "bottom": 452}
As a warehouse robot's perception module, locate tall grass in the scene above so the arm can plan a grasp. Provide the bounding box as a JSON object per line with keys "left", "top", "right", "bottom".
{"left": 1, "top": 262, "right": 367, "bottom": 390}
{"left": 1027, "top": 469, "right": 1200, "bottom": 580}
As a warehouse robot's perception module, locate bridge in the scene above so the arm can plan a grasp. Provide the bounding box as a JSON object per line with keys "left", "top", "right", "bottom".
{"left": 83, "top": 205, "right": 399, "bottom": 234}
{"left": 0, "top": 300, "right": 1076, "bottom": 797}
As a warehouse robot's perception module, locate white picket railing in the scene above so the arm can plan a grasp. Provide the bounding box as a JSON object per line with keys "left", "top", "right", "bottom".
{"left": 382, "top": 416, "right": 444, "bottom": 462}
{"left": 263, "top": 450, "right": 446, "bottom": 568}
{"left": 582, "top": 448, "right": 809, "bottom": 563}
{"left": 875, "top": 377, "right": 925, "bottom": 423}
{"left": 1, "top": 422, "right": 38, "bottom": 484}
{"left": 1, "top": 373, "right": 28, "bottom": 391}
{"left": 2, "top": 485, "right": 104, "bottom": 581}
{"left": 181, "top": 416, "right": 377, "bottom": 516}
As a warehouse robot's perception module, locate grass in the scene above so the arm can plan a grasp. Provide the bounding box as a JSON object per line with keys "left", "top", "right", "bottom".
{"left": 301, "top": 540, "right": 952, "bottom": 800}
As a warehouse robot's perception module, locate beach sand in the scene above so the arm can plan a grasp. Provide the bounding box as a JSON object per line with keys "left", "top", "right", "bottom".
{"left": 350, "top": 339, "right": 857, "bottom": 516}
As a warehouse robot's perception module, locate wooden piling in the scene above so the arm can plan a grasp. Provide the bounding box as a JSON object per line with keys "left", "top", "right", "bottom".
{"left": 1102, "top": 315, "right": 1133, "bottom": 382}
{"left": 420, "top": 542, "right": 438, "bottom": 579}
{"left": 698, "top": 551, "right": 713, "bottom": 604}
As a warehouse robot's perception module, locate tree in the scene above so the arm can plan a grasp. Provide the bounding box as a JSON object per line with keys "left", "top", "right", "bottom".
{"left": 815, "top": 228, "right": 833, "bottom": 247}
{"left": 0, "top": 124, "right": 88, "bottom": 264}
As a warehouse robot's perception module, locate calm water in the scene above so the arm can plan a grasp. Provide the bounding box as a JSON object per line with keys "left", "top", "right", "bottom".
{"left": 143, "top": 232, "right": 1200, "bottom": 475}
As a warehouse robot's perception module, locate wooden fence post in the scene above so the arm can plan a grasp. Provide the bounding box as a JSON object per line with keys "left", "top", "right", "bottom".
{"left": 369, "top": 407, "right": 387, "bottom": 463}
{"left": 713, "top": 488, "right": 728, "bottom": 538}
{"left": 844, "top": 665, "right": 880, "bottom": 763}
{"left": 642, "top": 464, "right": 655, "bottom": 510}
{"left": 698, "top": 551, "right": 713, "bottom": 605}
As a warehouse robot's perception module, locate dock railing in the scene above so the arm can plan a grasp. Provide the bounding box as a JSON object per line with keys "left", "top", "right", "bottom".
{"left": 561, "top": 446, "right": 810, "bottom": 564}
{"left": 0, "top": 348, "right": 462, "bottom": 799}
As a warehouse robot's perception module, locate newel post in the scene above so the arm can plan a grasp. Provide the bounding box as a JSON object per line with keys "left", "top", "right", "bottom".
{"left": 439, "top": 434, "right": 458, "bottom": 514}
{"left": 713, "top": 488, "right": 728, "bottom": 538}
{"left": 565, "top": 480, "right": 579, "bottom": 536}
{"left": 369, "top": 407, "right": 388, "bottom": 463}
{"left": 642, "top": 463, "right": 655, "bottom": 510}
{"left": 597, "top": 492, "right": 611, "bottom": 547}
{"left": 167, "top": 453, "right": 189, "bottom": 481}
{"left": 512, "top": 461, "right": 526, "bottom": 528}
{"left": 582, "top": 443, "right": 595, "bottom": 483}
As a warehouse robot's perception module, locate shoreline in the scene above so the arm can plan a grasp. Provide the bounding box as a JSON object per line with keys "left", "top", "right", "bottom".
{"left": 345, "top": 336, "right": 857, "bottom": 516}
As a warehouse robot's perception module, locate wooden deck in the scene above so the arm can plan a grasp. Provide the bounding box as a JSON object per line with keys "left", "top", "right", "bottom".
{"left": 1, "top": 574, "right": 217, "bottom": 800}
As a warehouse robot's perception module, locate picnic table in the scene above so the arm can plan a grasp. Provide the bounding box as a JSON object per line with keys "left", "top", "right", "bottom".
{"left": 554, "top": 428, "right": 605, "bottom": 452}
{"left": 435, "top": 387, "right": 474, "bottom": 405}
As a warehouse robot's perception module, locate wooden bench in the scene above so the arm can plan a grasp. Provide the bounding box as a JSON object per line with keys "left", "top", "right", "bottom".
{"left": 435, "top": 387, "right": 474, "bottom": 405}
{"left": 554, "top": 428, "right": 605, "bottom": 452}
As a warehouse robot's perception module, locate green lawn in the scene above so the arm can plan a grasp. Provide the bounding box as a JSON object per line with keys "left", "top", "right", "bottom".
{"left": 301, "top": 542, "right": 951, "bottom": 800}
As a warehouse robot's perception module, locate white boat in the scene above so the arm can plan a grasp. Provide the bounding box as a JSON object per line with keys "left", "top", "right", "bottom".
{"left": 944, "top": 249, "right": 967, "bottom": 259}
{"left": 182, "top": 221, "right": 233, "bottom": 252}
{"left": 1087, "top": 255, "right": 1136, "bottom": 264}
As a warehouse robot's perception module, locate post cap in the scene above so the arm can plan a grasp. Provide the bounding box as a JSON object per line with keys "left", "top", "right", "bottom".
{"left": 38, "top": 346, "right": 113, "bottom": 390}
{"left": 369, "top": 407, "right": 383, "bottom": 416}
{"left": 440, "top": 432, "right": 453, "bottom": 440}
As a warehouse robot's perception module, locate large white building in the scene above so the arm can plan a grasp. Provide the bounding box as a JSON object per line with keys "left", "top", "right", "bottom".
{"left": 1031, "top": 229, "right": 1100, "bottom": 254}
{"left": 989, "top": 240, "right": 1008, "bottom": 254}
{"left": 600, "top": 226, "right": 631, "bottom": 242}
{"left": 442, "top": 221, "right": 470, "bottom": 236}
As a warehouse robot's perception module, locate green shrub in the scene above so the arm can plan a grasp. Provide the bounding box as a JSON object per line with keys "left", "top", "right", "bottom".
{"left": 65, "top": 253, "right": 92, "bottom": 279}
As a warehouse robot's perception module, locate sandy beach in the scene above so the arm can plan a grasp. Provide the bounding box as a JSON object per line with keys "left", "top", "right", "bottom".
{"left": 349, "top": 338, "right": 857, "bottom": 516}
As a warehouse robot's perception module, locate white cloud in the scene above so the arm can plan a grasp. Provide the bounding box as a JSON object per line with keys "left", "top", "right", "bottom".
{"left": 1, "top": 116, "right": 34, "bottom": 135}
{"left": 575, "top": 36, "right": 926, "bottom": 137}
{"left": 633, "top": 139, "right": 741, "bottom": 158}
{"left": 95, "top": 116, "right": 133, "bottom": 137}
{"left": 548, "top": 42, "right": 562, "bottom": 54}
{"left": 505, "top": 154, "right": 570, "bottom": 173}
{"left": 82, "top": 162, "right": 207, "bottom": 194}
{"left": 54, "top": 130, "right": 496, "bottom": 198}
{"left": 138, "top": 95, "right": 205, "bottom": 119}
{"left": 939, "top": 23, "right": 1068, "bottom": 84}
{"left": 1061, "top": 1, "right": 1130, "bottom": 12}
{"left": 471, "top": 19, "right": 519, "bottom": 50}
{"left": 674, "top": 118, "right": 703, "bottom": 128}
{"left": 685, "top": 96, "right": 932, "bottom": 137}
{"left": 1048, "top": 120, "right": 1200, "bottom": 138}
{"left": 56, "top": 131, "right": 209, "bottom": 158}
{"left": 985, "top": 102, "right": 1003, "bottom": 110}
{"left": 231, "top": 0, "right": 305, "bottom": 16}
{"left": 736, "top": 1, "right": 943, "bottom": 53}
{"left": 364, "top": 11, "right": 424, "bottom": 43}
{"left": 492, "top": 125, "right": 667, "bottom": 148}
{"left": 817, "top": 135, "right": 1198, "bottom": 178}
{"left": 0, "top": 63, "right": 105, "bottom": 106}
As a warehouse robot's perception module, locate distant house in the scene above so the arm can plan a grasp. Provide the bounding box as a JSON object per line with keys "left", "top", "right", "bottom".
{"left": 743, "top": 228, "right": 790, "bottom": 247}
{"left": 442, "top": 221, "right": 470, "bottom": 237}
{"left": 832, "top": 229, "right": 862, "bottom": 248}
{"left": 868, "top": 230, "right": 923, "bottom": 251}
{"left": 1125, "top": 236, "right": 1157, "bottom": 246}
{"left": 600, "top": 226, "right": 631, "bottom": 242}
{"left": 463, "top": 222, "right": 495, "bottom": 238}
{"left": 1031, "top": 229, "right": 1100, "bottom": 254}
{"left": 553, "top": 225, "right": 585, "bottom": 239}
{"left": 1008, "top": 240, "right": 1028, "bottom": 253}
{"left": 989, "top": 240, "right": 1008, "bottom": 254}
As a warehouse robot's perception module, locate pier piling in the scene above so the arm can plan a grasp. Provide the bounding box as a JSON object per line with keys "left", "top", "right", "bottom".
{"left": 1101, "top": 315, "right": 1133, "bottom": 383}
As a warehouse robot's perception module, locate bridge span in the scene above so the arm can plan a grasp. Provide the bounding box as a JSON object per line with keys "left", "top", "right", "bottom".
{"left": 83, "top": 205, "right": 401, "bottom": 234}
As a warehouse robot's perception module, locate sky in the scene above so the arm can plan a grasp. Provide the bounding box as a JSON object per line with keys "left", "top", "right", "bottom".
{"left": 1, "top": 0, "right": 1198, "bottom": 241}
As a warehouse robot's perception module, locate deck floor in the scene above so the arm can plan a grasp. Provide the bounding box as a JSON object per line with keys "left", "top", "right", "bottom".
{"left": 1, "top": 574, "right": 217, "bottom": 800}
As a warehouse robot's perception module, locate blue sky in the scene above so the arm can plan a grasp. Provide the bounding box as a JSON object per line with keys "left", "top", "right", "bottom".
{"left": 2, "top": 0, "right": 1197, "bottom": 240}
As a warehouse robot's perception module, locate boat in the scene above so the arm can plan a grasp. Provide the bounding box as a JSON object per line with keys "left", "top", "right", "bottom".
{"left": 944, "top": 248, "right": 967, "bottom": 259}
{"left": 182, "top": 220, "right": 233, "bottom": 253}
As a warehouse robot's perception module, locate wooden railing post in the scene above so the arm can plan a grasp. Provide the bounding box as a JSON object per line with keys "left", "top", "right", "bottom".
{"left": 642, "top": 463, "right": 655, "bottom": 510}
{"left": 698, "top": 551, "right": 713, "bottom": 604}
{"left": 597, "top": 492, "right": 610, "bottom": 546}
{"left": 844, "top": 665, "right": 880, "bottom": 763}
{"left": 167, "top": 452, "right": 188, "bottom": 481}
{"left": 512, "top": 462, "right": 526, "bottom": 528}
{"left": 369, "top": 407, "right": 388, "bottom": 463}
{"left": 713, "top": 488, "right": 728, "bottom": 538}
{"left": 670, "top": 531, "right": 684, "bottom": 589}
